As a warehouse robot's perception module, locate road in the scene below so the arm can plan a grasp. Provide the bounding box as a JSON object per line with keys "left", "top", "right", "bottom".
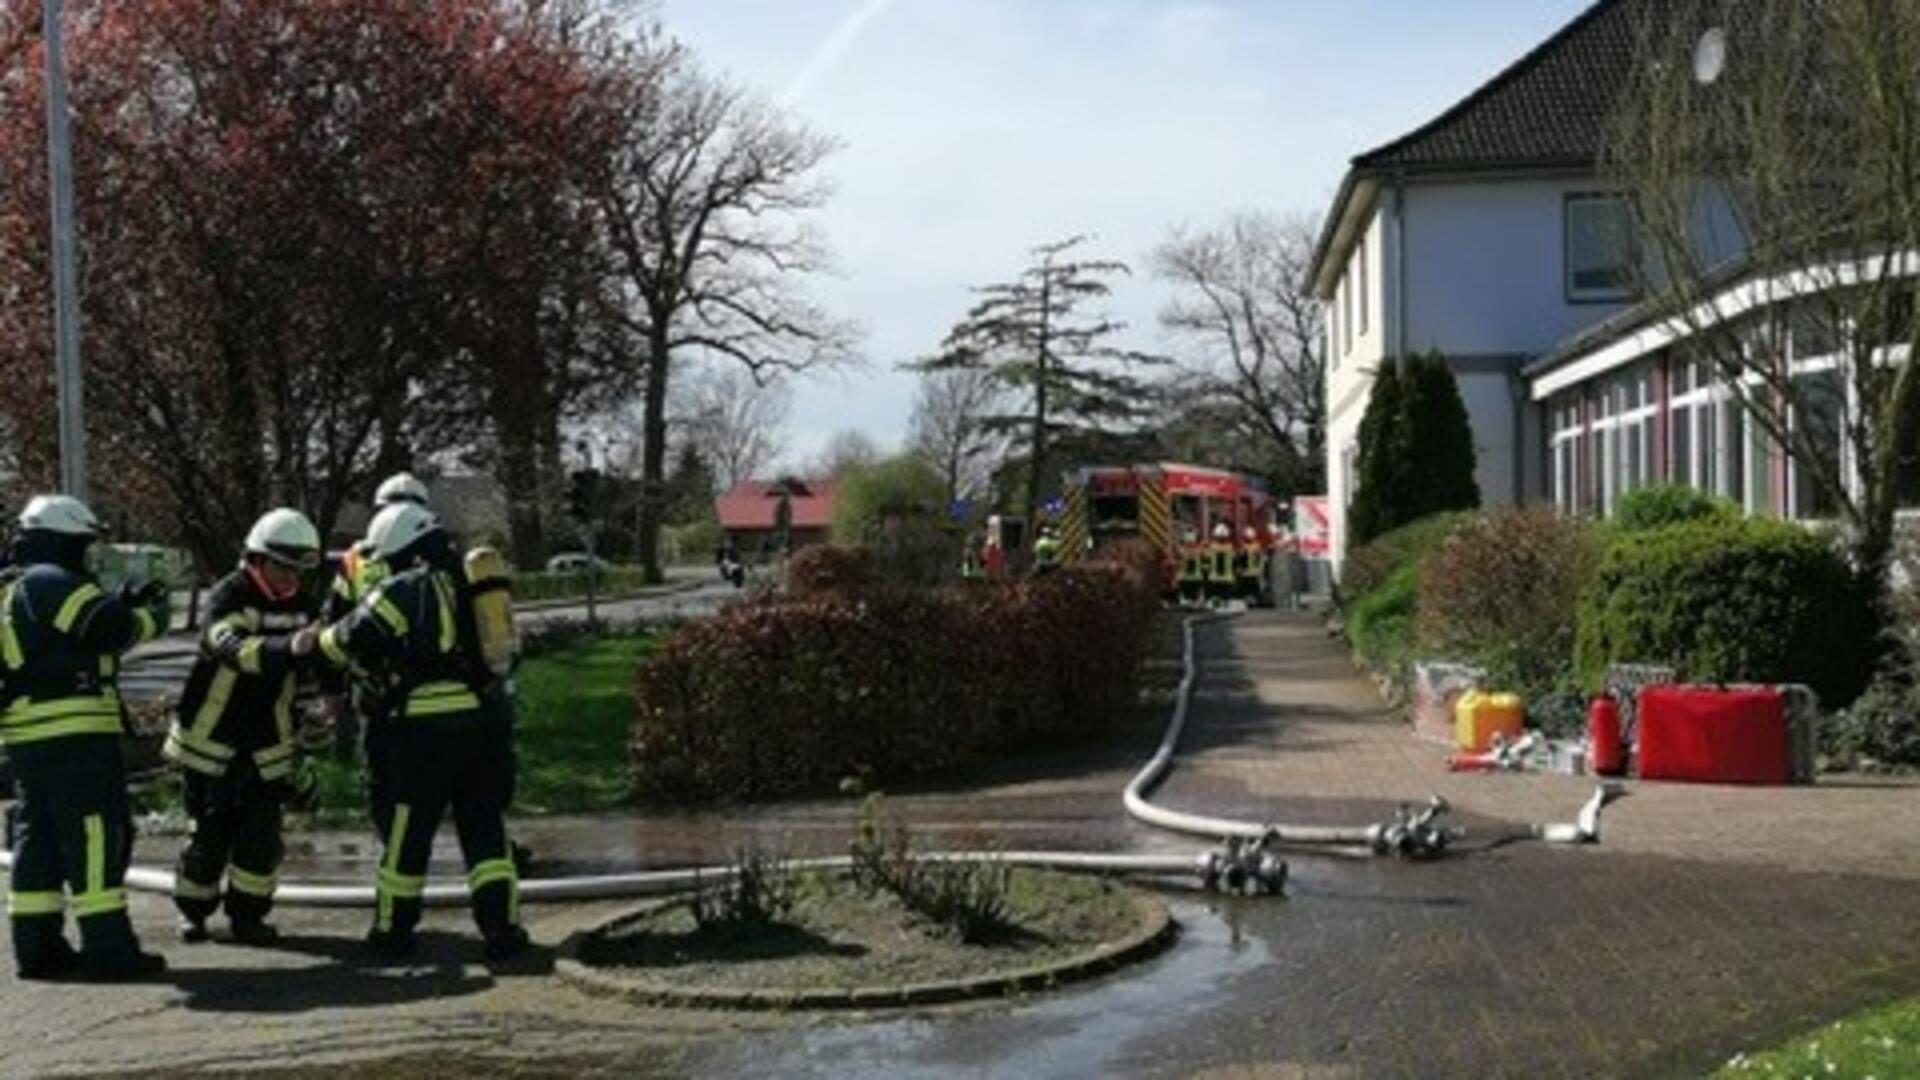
{"left": 117, "top": 568, "right": 745, "bottom": 704}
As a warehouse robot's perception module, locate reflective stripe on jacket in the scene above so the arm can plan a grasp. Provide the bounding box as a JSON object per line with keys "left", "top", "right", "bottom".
{"left": 0, "top": 565, "right": 159, "bottom": 746}
{"left": 167, "top": 570, "right": 314, "bottom": 780}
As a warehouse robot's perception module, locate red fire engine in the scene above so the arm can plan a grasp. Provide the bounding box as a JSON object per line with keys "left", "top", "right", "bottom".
{"left": 1057, "top": 463, "right": 1284, "bottom": 605}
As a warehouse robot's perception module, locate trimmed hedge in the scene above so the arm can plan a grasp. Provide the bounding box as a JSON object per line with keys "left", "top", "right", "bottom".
{"left": 629, "top": 552, "right": 1160, "bottom": 801}
{"left": 1575, "top": 516, "right": 1873, "bottom": 705}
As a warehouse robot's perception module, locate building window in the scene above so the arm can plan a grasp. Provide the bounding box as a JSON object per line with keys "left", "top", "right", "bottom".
{"left": 1790, "top": 367, "right": 1845, "bottom": 520}
{"left": 1565, "top": 194, "right": 1638, "bottom": 303}
{"left": 1584, "top": 363, "right": 1656, "bottom": 515}
{"left": 1358, "top": 236, "right": 1369, "bottom": 337}
{"left": 1549, "top": 397, "right": 1584, "bottom": 513}
{"left": 1342, "top": 271, "right": 1353, "bottom": 356}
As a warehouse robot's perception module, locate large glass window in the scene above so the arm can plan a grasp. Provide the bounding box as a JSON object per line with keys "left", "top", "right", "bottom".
{"left": 1791, "top": 369, "right": 1845, "bottom": 520}
{"left": 1565, "top": 194, "right": 1638, "bottom": 303}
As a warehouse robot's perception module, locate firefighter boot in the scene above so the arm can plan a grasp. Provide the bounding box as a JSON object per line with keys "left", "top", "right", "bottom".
{"left": 484, "top": 925, "right": 530, "bottom": 963}
{"left": 13, "top": 921, "right": 82, "bottom": 980}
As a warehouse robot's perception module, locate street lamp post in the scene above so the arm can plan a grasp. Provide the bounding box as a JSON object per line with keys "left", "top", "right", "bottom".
{"left": 42, "top": 0, "right": 86, "bottom": 499}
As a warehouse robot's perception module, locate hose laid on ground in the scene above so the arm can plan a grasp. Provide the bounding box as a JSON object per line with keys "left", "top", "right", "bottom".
{"left": 111, "top": 852, "right": 1218, "bottom": 908}
{"left": 1124, "top": 612, "right": 1387, "bottom": 851}
{"left": 1, "top": 609, "right": 1590, "bottom": 907}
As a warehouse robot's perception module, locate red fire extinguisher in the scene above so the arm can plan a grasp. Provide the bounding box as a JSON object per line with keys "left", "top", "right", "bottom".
{"left": 1588, "top": 694, "right": 1626, "bottom": 777}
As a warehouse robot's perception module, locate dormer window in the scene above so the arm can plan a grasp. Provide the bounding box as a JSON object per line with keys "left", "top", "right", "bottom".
{"left": 1565, "top": 194, "right": 1638, "bottom": 303}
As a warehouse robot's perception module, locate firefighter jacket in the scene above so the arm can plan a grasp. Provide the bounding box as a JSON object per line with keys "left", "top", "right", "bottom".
{"left": 0, "top": 565, "right": 163, "bottom": 746}
{"left": 316, "top": 564, "right": 491, "bottom": 723}
{"left": 165, "top": 570, "right": 317, "bottom": 783}
{"left": 325, "top": 542, "right": 389, "bottom": 621}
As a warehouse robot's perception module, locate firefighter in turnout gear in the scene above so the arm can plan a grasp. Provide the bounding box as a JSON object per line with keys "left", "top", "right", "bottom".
{"left": 312, "top": 503, "right": 527, "bottom": 961}
{"left": 1032, "top": 525, "right": 1062, "bottom": 574}
{"left": 168, "top": 509, "right": 323, "bottom": 945}
{"left": 1176, "top": 525, "right": 1205, "bottom": 605}
{"left": 1207, "top": 521, "right": 1236, "bottom": 603}
{"left": 2, "top": 495, "right": 170, "bottom": 980}
{"left": 323, "top": 472, "right": 431, "bottom": 839}
{"left": 1238, "top": 525, "right": 1268, "bottom": 605}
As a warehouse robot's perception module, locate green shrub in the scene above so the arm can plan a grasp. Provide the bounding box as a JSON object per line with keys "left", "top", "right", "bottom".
{"left": 848, "top": 795, "right": 1011, "bottom": 943}
{"left": 1416, "top": 507, "right": 1600, "bottom": 696}
{"left": 1610, "top": 484, "right": 1739, "bottom": 532}
{"left": 1339, "top": 512, "right": 1468, "bottom": 601}
{"left": 631, "top": 554, "right": 1160, "bottom": 801}
{"left": 1821, "top": 678, "right": 1920, "bottom": 769}
{"left": 1345, "top": 562, "right": 1419, "bottom": 674}
{"left": 1575, "top": 517, "right": 1873, "bottom": 705}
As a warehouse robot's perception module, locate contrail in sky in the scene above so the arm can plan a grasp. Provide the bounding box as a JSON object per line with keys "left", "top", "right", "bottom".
{"left": 779, "top": 0, "right": 896, "bottom": 106}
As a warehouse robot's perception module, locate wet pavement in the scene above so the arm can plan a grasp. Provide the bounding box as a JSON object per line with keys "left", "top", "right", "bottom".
{"left": 8, "top": 610, "right": 1920, "bottom": 1078}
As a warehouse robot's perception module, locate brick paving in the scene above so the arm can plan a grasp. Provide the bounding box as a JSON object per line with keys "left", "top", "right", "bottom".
{"left": 3, "top": 609, "right": 1918, "bottom": 1078}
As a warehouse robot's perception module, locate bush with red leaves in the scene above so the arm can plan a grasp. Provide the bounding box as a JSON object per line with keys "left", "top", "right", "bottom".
{"left": 631, "top": 556, "right": 1159, "bottom": 802}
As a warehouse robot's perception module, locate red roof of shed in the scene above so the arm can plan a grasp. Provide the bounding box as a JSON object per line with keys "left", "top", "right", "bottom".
{"left": 715, "top": 478, "right": 837, "bottom": 531}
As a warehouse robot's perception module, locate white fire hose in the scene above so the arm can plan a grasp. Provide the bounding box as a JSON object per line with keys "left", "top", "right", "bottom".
{"left": 2, "top": 612, "right": 1606, "bottom": 907}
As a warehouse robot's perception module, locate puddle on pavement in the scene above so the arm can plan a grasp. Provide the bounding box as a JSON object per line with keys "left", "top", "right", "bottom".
{"left": 695, "top": 894, "right": 1274, "bottom": 1079}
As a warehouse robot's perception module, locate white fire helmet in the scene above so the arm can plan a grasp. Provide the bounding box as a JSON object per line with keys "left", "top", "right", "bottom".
{"left": 374, "top": 472, "right": 431, "bottom": 508}
{"left": 244, "top": 508, "right": 322, "bottom": 569}
{"left": 364, "top": 502, "right": 442, "bottom": 560}
{"left": 18, "top": 494, "right": 100, "bottom": 537}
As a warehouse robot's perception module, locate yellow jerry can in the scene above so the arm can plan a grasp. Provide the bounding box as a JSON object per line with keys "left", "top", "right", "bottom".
{"left": 1454, "top": 690, "right": 1525, "bottom": 752}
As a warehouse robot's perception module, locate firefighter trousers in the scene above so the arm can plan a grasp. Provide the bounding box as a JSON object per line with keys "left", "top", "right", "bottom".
{"left": 372, "top": 714, "right": 519, "bottom": 942}
{"left": 6, "top": 735, "right": 140, "bottom": 970}
{"left": 173, "top": 768, "right": 285, "bottom": 927}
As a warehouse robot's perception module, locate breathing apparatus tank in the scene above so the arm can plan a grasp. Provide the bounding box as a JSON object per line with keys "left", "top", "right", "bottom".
{"left": 463, "top": 546, "right": 517, "bottom": 677}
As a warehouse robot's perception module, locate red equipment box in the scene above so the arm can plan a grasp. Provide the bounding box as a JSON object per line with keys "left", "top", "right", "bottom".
{"left": 1636, "top": 685, "right": 1790, "bottom": 785}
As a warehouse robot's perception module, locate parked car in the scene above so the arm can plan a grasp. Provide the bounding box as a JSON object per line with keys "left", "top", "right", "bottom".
{"left": 544, "top": 552, "right": 611, "bottom": 574}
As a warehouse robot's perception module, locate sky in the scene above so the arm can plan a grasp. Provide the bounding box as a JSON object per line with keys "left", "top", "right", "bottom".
{"left": 659, "top": 0, "right": 1596, "bottom": 467}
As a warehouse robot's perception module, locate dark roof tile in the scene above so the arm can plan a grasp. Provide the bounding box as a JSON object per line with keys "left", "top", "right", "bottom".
{"left": 1353, "top": 0, "right": 1658, "bottom": 173}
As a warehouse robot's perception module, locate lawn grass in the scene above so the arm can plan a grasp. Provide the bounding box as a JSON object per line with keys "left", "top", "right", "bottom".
{"left": 511, "top": 633, "right": 656, "bottom": 813}
{"left": 1716, "top": 994, "right": 1920, "bottom": 1078}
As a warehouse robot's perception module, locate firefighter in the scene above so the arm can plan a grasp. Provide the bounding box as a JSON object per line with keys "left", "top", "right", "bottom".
{"left": 1176, "top": 525, "right": 1206, "bottom": 605}
{"left": 2, "top": 495, "right": 170, "bottom": 980}
{"left": 1207, "top": 521, "right": 1236, "bottom": 603}
{"left": 168, "top": 509, "right": 323, "bottom": 945}
{"left": 1032, "top": 525, "right": 1062, "bottom": 574}
{"left": 1238, "top": 525, "right": 1268, "bottom": 605}
{"left": 323, "top": 472, "right": 431, "bottom": 838}
{"left": 311, "top": 503, "right": 527, "bottom": 961}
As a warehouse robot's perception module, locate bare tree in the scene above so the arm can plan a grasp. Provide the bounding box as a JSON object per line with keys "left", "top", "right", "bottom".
{"left": 810, "top": 429, "right": 882, "bottom": 478}
{"left": 906, "top": 366, "right": 1004, "bottom": 507}
{"left": 1607, "top": 0, "right": 1920, "bottom": 621}
{"left": 678, "top": 365, "right": 791, "bottom": 489}
{"left": 1153, "top": 211, "right": 1326, "bottom": 494}
{"left": 590, "top": 47, "right": 860, "bottom": 581}
{"left": 916, "top": 236, "right": 1163, "bottom": 526}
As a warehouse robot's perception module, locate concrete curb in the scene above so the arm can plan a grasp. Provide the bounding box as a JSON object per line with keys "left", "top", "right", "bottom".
{"left": 554, "top": 882, "right": 1176, "bottom": 1011}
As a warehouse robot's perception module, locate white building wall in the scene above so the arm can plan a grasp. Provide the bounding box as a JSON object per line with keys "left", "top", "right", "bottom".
{"left": 1400, "top": 177, "right": 1636, "bottom": 357}
{"left": 1323, "top": 203, "right": 1393, "bottom": 573}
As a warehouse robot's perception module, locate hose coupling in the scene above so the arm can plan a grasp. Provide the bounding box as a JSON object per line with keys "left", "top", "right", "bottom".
{"left": 1371, "top": 795, "right": 1459, "bottom": 859}
{"left": 1200, "top": 836, "right": 1288, "bottom": 896}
